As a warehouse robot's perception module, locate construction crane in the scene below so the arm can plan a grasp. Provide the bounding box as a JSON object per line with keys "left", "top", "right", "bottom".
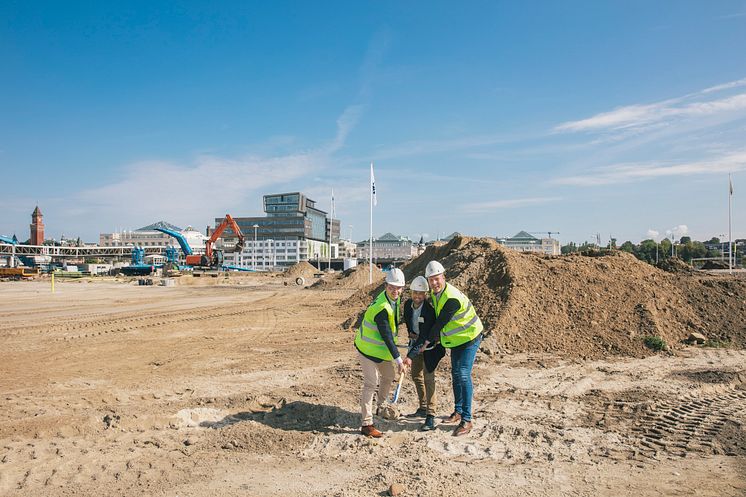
{"left": 186, "top": 214, "right": 245, "bottom": 268}
{"left": 529, "top": 231, "right": 560, "bottom": 239}
{"left": 154, "top": 227, "right": 194, "bottom": 257}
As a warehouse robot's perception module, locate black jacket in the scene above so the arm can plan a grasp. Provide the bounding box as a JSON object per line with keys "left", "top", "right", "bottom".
{"left": 403, "top": 298, "right": 445, "bottom": 372}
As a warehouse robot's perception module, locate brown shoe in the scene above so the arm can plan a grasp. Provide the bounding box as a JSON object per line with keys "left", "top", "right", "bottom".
{"left": 443, "top": 412, "right": 461, "bottom": 424}
{"left": 453, "top": 421, "right": 472, "bottom": 437}
{"left": 361, "top": 425, "right": 383, "bottom": 438}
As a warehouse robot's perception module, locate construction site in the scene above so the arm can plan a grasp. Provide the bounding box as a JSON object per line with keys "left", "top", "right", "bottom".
{"left": 1, "top": 236, "right": 745, "bottom": 496}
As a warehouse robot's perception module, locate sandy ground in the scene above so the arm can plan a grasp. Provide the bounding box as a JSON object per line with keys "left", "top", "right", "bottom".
{"left": 0, "top": 277, "right": 744, "bottom": 496}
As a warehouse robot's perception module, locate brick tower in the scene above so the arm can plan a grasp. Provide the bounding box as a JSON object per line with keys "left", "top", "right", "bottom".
{"left": 30, "top": 206, "right": 44, "bottom": 245}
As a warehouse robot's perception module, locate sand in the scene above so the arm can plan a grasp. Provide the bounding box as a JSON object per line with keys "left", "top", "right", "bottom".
{"left": 0, "top": 274, "right": 744, "bottom": 496}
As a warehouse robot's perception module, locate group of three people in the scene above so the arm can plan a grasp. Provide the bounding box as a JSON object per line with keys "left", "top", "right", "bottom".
{"left": 354, "top": 260, "right": 483, "bottom": 438}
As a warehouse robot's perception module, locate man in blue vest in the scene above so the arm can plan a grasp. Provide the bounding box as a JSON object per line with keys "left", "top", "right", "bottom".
{"left": 354, "top": 268, "right": 407, "bottom": 438}
{"left": 424, "top": 260, "right": 483, "bottom": 436}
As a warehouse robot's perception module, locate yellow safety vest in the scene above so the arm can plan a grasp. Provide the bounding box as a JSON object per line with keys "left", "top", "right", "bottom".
{"left": 354, "top": 290, "right": 400, "bottom": 361}
{"left": 431, "top": 283, "right": 483, "bottom": 348}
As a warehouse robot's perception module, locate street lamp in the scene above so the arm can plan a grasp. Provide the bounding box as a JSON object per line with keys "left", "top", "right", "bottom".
{"left": 252, "top": 224, "right": 259, "bottom": 270}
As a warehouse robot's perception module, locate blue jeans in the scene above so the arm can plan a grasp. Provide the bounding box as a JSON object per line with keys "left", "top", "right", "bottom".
{"left": 450, "top": 334, "right": 481, "bottom": 422}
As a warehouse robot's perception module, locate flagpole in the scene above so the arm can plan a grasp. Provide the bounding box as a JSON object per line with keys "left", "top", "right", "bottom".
{"left": 729, "top": 174, "right": 733, "bottom": 273}
{"left": 369, "top": 163, "right": 374, "bottom": 284}
{"left": 328, "top": 188, "right": 333, "bottom": 271}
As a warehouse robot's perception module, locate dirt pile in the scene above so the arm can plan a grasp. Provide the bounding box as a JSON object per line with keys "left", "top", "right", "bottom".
{"left": 343, "top": 236, "right": 746, "bottom": 359}
{"left": 285, "top": 261, "right": 318, "bottom": 281}
{"left": 656, "top": 257, "right": 693, "bottom": 273}
{"left": 311, "top": 264, "right": 384, "bottom": 290}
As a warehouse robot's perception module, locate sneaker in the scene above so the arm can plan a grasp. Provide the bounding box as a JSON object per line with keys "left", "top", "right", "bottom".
{"left": 443, "top": 411, "right": 462, "bottom": 424}
{"left": 452, "top": 421, "right": 472, "bottom": 437}
{"left": 405, "top": 408, "right": 427, "bottom": 418}
{"left": 361, "top": 425, "right": 383, "bottom": 438}
{"left": 420, "top": 415, "right": 436, "bottom": 431}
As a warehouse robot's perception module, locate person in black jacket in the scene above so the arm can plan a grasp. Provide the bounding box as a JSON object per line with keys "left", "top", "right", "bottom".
{"left": 402, "top": 276, "right": 446, "bottom": 431}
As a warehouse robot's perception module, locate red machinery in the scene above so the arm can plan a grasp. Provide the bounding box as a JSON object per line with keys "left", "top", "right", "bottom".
{"left": 186, "top": 214, "right": 245, "bottom": 268}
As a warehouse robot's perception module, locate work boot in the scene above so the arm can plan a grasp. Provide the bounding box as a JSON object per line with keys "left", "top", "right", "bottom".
{"left": 420, "top": 415, "right": 436, "bottom": 431}
{"left": 452, "top": 421, "right": 473, "bottom": 437}
{"left": 405, "top": 407, "right": 427, "bottom": 418}
{"left": 443, "top": 412, "right": 461, "bottom": 424}
{"left": 360, "top": 425, "right": 383, "bottom": 438}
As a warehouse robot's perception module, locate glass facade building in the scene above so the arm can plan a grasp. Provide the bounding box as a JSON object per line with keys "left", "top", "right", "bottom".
{"left": 217, "top": 192, "right": 341, "bottom": 267}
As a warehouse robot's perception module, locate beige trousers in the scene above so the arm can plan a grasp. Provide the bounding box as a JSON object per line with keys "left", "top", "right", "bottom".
{"left": 357, "top": 350, "right": 396, "bottom": 427}
{"left": 410, "top": 353, "right": 437, "bottom": 415}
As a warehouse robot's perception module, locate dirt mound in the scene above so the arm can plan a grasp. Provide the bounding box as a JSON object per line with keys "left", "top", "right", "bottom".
{"left": 311, "top": 264, "right": 384, "bottom": 290}
{"left": 342, "top": 236, "right": 746, "bottom": 359}
{"left": 285, "top": 261, "right": 318, "bottom": 280}
{"left": 656, "top": 257, "right": 692, "bottom": 273}
{"left": 701, "top": 260, "right": 730, "bottom": 270}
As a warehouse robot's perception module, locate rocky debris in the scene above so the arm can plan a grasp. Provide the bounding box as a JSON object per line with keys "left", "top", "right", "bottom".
{"left": 343, "top": 236, "right": 746, "bottom": 359}
{"left": 311, "top": 264, "right": 384, "bottom": 290}
{"left": 388, "top": 483, "right": 405, "bottom": 496}
{"left": 701, "top": 260, "right": 730, "bottom": 270}
{"left": 285, "top": 262, "right": 318, "bottom": 281}
{"left": 379, "top": 404, "right": 400, "bottom": 420}
{"left": 656, "top": 257, "right": 692, "bottom": 274}
{"left": 687, "top": 332, "right": 707, "bottom": 344}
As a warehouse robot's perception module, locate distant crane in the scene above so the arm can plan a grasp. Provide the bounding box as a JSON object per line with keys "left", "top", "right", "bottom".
{"left": 529, "top": 231, "right": 560, "bottom": 239}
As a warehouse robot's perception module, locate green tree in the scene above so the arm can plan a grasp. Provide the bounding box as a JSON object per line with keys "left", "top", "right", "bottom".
{"left": 561, "top": 242, "right": 578, "bottom": 254}
{"left": 680, "top": 236, "right": 692, "bottom": 244}
{"left": 620, "top": 241, "right": 635, "bottom": 253}
{"left": 636, "top": 239, "right": 658, "bottom": 263}
{"left": 659, "top": 239, "right": 672, "bottom": 259}
{"left": 679, "top": 241, "right": 707, "bottom": 262}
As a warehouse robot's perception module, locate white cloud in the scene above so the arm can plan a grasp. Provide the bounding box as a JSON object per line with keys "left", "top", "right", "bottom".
{"left": 461, "top": 196, "right": 562, "bottom": 213}
{"left": 73, "top": 100, "right": 367, "bottom": 233}
{"left": 646, "top": 229, "right": 660, "bottom": 241}
{"left": 553, "top": 151, "right": 746, "bottom": 186}
{"left": 555, "top": 93, "right": 746, "bottom": 133}
{"left": 666, "top": 225, "right": 689, "bottom": 240}
{"left": 701, "top": 77, "right": 746, "bottom": 94}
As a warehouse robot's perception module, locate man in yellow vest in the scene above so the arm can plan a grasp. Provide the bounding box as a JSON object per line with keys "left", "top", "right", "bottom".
{"left": 354, "top": 268, "right": 407, "bottom": 438}
{"left": 424, "top": 260, "right": 483, "bottom": 436}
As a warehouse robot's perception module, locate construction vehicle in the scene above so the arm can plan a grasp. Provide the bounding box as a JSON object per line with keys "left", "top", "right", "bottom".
{"left": 154, "top": 227, "right": 194, "bottom": 258}
{"left": 120, "top": 246, "right": 155, "bottom": 276}
{"left": 0, "top": 267, "right": 39, "bottom": 280}
{"left": 186, "top": 214, "right": 245, "bottom": 268}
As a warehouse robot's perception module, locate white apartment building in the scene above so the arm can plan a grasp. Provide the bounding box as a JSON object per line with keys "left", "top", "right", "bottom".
{"left": 496, "top": 231, "right": 560, "bottom": 256}
{"left": 357, "top": 233, "right": 416, "bottom": 261}
{"left": 223, "top": 239, "right": 335, "bottom": 270}
{"left": 337, "top": 239, "right": 357, "bottom": 259}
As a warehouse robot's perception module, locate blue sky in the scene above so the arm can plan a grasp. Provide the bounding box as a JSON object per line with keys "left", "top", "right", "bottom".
{"left": 2, "top": 1, "right": 745, "bottom": 245}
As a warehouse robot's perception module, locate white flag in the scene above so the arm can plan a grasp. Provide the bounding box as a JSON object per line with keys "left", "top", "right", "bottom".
{"left": 370, "top": 162, "right": 377, "bottom": 207}
{"left": 331, "top": 188, "right": 335, "bottom": 219}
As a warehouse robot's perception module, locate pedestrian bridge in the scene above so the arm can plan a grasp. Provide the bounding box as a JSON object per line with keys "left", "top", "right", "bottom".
{"left": 0, "top": 242, "right": 166, "bottom": 258}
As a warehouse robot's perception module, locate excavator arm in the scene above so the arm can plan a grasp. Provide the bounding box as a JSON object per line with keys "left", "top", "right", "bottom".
{"left": 208, "top": 214, "right": 245, "bottom": 254}
{"left": 186, "top": 214, "right": 246, "bottom": 268}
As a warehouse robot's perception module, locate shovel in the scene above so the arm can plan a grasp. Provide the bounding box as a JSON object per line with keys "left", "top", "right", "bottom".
{"left": 379, "top": 371, "right": 405, "bottom": 420}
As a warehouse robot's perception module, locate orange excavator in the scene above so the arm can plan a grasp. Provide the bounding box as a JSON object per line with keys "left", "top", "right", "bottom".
{"left": 185, "top": 214, "right": 245, "bottom": 268}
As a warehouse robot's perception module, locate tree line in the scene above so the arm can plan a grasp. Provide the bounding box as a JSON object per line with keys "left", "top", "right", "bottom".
{"left": 561, "top": 236, "right": 742, "bottom": 265}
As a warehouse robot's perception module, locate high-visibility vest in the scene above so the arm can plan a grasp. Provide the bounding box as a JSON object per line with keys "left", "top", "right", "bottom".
{"left": 354, "top": 291, "right": 400, "bottom": 361}
{"left": 431, "top": 283, "right": 483, "bottom": 348}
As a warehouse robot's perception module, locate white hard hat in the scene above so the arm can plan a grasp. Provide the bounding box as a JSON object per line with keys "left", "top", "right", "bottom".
{"left": 425, "top": 260, "right": 445, "bottom": 278}
{"left": 385, "top": 267, "right": 406, "bottom": 287}
{"left": 410, "top": 275, "right": 429, "bottom": 292}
